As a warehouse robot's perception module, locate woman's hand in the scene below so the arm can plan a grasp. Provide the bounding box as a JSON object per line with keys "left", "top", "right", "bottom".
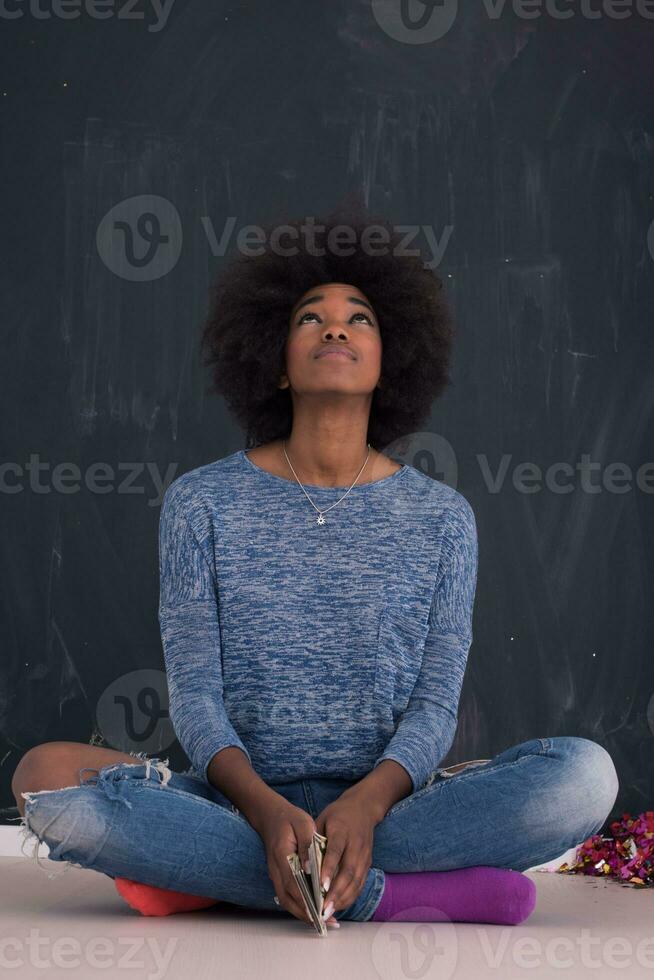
{"left": 314, "top": 791, "right": 379, "bottom": 918}
{"left": 256, "top": 798, "right": 339, "bottom": 928}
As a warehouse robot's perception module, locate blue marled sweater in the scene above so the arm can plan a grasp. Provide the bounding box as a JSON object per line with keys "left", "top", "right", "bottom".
{"left": 158, "top": 448, "right": 478, "bottom": 793}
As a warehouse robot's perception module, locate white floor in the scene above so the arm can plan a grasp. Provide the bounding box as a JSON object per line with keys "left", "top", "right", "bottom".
{"left": 3, "top": 839, "right": 653, "bottom": 980}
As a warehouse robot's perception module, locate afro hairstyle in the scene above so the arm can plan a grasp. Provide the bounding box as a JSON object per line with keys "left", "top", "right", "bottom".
{"left": 200, "top": 205, "right": 456, "bottom": 452}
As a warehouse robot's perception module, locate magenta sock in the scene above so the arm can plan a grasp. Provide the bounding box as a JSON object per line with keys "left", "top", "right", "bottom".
{"left": 371, "top": 866, "right": 536, "bottom": 925}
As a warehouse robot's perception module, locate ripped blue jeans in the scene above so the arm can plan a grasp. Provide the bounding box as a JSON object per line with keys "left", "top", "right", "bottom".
{"left": 18, "top": 736, "right": 619, "bottom": 922}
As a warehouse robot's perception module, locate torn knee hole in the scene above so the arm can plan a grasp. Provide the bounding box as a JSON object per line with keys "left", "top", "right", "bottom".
{"left": 18, "top": 793, "right": 86, "bottom": 878}
{"left": 17, "top": 754, "right": 173, "bottom": 876}
{"left": 77, "top": 754, "right": 173, "bottom": 789}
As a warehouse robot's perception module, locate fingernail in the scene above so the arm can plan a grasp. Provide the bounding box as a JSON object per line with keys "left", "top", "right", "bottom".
{"left": 323, "top": 875, "right": 331, "bottom": 891}
{"left": 322, "top": 900, "right": 334, "bottom": 919}
{"left": 327, "top": 919, "right": 340, "bottom": 928}
{"left": 303, "top": 859, "right": 311, "bottom": 874}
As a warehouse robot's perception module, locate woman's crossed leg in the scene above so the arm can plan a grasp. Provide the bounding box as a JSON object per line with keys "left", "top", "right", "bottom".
{"left": 14, "top": 736, "right": 618, "bottom": 922}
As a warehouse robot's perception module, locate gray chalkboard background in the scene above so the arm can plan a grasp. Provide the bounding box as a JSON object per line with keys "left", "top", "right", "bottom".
{"left": 1, "top": 2, "right": 653, "bottom": 830}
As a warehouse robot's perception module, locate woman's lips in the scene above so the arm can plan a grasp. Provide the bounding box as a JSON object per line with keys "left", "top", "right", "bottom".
{"left": 316, "top": 351, "right": 354, "bottom": 359}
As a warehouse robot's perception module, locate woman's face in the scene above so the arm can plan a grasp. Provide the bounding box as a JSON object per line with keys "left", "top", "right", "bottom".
{"left": 281, "top": 283, "right": 382, "bottom": 396}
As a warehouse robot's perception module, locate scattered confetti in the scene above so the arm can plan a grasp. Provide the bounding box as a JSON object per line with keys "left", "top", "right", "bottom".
{"left": 554, "top": 811, "right": 654, "bottom": 887}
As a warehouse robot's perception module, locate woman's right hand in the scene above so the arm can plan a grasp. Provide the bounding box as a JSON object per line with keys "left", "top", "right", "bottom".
{"left": 256, "top": 798, "right": 339, "bottom": 928}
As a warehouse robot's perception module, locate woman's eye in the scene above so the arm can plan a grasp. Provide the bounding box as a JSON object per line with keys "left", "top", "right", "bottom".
{"left": 298, "top": 311, "right": 374, "bottom": 325}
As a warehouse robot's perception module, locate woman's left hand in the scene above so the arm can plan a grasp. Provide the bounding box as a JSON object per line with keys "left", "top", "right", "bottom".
{"left": 314, "top": 791, "right": 379, "bottom": 918}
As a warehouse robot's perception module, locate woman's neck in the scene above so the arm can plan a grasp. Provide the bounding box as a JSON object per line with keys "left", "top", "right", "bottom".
{"left": 246, "top": 439, "right": 401, "bottom": 487}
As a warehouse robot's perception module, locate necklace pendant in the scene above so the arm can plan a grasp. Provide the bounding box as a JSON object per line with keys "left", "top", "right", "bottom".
{"left": 317, "top": 513, "right": 326, "bottom": 526}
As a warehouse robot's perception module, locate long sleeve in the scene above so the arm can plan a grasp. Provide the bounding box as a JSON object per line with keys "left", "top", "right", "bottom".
{"left": 158, "top": 479, "right": 252, "bottom": 784}
{"left": 372, "top": 493, "right": 478, "bottom": 793}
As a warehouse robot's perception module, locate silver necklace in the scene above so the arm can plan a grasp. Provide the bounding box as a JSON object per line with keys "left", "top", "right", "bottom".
{"left": 282, "top": 441, "right": 372, "bottom": 526}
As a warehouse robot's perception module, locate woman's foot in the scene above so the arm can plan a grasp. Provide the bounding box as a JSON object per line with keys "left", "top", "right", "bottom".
{"left": 114, "top": 877, "right": 221, "bottom": 916}
{"left": 371, "top": 866, "right": 537, "bottom": 925}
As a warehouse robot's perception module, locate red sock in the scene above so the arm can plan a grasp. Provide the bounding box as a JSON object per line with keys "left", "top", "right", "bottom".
{"left": 114, "top": 877, "right": 221, "bottom": 916}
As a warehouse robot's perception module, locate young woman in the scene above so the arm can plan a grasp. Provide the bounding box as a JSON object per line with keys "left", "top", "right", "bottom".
{"left": 13, "top": 209, "right": 619, "bottom": 928}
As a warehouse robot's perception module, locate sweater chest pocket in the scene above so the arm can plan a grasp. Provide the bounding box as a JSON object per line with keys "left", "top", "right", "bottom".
{"left": 374, "top": 606, "right": 426, "bottom": 714}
